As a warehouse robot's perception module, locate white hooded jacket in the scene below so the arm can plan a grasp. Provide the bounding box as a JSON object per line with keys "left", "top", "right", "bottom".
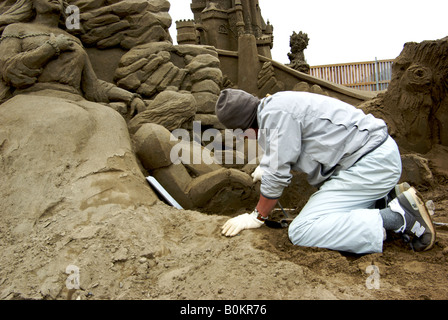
{"left": 257, "top": 91, "right": 389, "bottom": 199}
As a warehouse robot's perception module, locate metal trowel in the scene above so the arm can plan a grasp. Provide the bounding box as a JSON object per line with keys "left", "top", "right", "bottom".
{"left": 264, "top": 202, "right": 294, "bottom": 229}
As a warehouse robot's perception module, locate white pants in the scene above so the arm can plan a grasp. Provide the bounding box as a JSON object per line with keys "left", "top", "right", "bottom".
{"left": 288, "top": 136, "right": 402, "bottom": 254}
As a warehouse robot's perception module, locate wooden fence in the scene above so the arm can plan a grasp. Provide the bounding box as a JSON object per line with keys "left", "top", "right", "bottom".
{"left": 309, "top": 59, "right": 394, "bottom": 91}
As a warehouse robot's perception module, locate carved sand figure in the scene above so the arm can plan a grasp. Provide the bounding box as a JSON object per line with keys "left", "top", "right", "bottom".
{"left": 287, "top": 31, "right": 310, "bottom": 74}
{"left": 133, "top": 122, "right": 257, "bottom": 213}
{"left": 0, "top": 0, "right": 159, "bottom": 227}
{"left": 0, "top": 0, "right": 146, "bottom": 114}
{"left": 0, "top": 0, "right": 255, "bottom": 216}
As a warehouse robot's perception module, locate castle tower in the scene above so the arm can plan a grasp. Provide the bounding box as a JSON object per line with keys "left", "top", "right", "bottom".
{"left": 234, "top": 0, "right": 245, "bottom": 36}
{"left": 176, "top": 19, "right": 197, "bottom": 45}
{"left": 190, "top": 0, "right": 206, "bottom": 21}
{"left": 200, "top": 1, "right": 232, "bottom": 50}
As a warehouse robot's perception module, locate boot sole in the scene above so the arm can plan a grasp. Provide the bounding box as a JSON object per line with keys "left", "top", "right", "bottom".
{"left": 395, "top": 182, "right": 411, "bottom": 195}
{"left": 403, "top": 187, "right": 436, "bottom": 251}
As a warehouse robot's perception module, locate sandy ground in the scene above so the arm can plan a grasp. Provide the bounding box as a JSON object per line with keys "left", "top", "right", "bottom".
{"left": 1, "top": 184, "right": 446, "bottom": 301}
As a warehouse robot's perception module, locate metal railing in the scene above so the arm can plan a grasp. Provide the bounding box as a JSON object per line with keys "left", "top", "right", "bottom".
{"left": 310, "top": 58, "right": 394, "bottom": 91}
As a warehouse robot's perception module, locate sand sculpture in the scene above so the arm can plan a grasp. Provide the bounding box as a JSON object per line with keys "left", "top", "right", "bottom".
{"left": 361, "top": 37, "right": 448, "bottom": 154}
{"left": 0, "top": 0, "right": 447, "bottom": 300}
{"left": 287, "top": 31, "right": 310, "bottom": 74}
{"left": 0, "top": 0, "right": 259, "bottom": 217}
{"left": 0, "top": 0, "right": 446, "bottom": 237}
{"left": 0, "top": 0, "right": 159, "bottom": 221}
{"left": 176, "top": 0, "right": 274, "bottom": 58}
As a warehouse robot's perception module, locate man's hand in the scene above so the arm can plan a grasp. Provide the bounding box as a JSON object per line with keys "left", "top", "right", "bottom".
{"left": 221, "top": 211, "right": 264, "bottom": 237}
{"left": 251, "top": 166, "right": 264, "bottom": 183}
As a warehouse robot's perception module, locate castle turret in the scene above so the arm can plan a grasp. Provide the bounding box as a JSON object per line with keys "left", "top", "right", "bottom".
{"left": 176, "top": 19, "right": 197, "bottom": 45}
{"left": 191, "top": 0, "right": 206, "bottom": 21}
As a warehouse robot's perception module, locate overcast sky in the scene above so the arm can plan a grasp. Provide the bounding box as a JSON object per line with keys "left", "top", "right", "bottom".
{"left": 168, "top": 0, "right": 447, "bottom": 66}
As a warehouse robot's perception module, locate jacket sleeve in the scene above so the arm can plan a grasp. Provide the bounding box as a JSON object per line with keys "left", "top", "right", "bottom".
{"left": 258, "top": 109, "right": 302, "bottom": 199}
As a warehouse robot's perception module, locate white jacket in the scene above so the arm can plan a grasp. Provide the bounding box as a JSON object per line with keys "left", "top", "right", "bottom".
{"left": 257, "top": 91, "right": 388, "bottom": 199}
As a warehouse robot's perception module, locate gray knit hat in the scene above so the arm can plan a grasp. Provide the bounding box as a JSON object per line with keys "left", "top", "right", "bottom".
{"left": 215, "top": 89, "right": 260, "bottom": 130}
